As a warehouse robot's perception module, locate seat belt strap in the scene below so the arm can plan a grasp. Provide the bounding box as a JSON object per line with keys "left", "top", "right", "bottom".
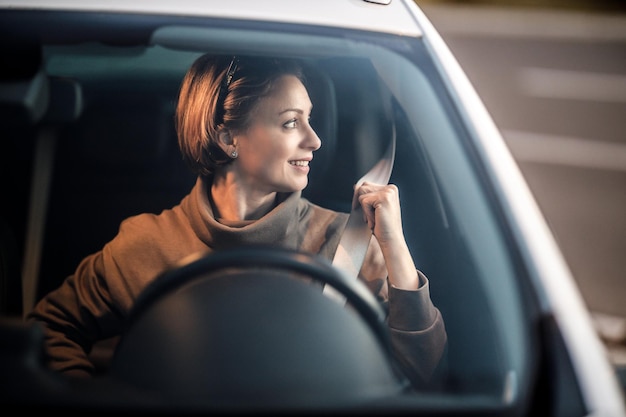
{"left": 324, "top": 127, "right": 396, "bottom": 302}
{"left": 22, "top": 128, "right": 56, "bottom": 317}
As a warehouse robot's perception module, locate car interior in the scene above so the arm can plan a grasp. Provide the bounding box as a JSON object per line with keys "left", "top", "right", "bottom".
{"left": 0, "top": 10, "right": 586, "bottom": 416}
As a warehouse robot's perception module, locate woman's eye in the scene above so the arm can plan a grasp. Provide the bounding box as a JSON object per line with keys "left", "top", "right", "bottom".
{"left": 284, "top": 119, "right": 297, "bottom": 129}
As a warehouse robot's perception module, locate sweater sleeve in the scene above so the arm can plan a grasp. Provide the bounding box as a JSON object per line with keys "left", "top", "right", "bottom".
{"left": 386, "top": 272, "right": 448, "bottom": 389}
{"left": 26, "top": 196, "right": 203, "bottom": 378}
{"left": 26, "top": 251, "right": 124, "bottom": 378}
{"left": 359, "top": 242, "right": 448, "bottom": 390}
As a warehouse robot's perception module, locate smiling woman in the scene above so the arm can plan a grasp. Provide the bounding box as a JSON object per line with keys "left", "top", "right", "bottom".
{"left": 0, "top": 1, "right": 623, "bottom": 415}
{"left": 26, "top": 50, "right": 448, "bottom": 395}
{"left": 176, "top": 56, "right": 321, "bottom": 198}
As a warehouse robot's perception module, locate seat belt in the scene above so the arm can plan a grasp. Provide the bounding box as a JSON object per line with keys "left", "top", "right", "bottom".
{"left": 21, "top": 128, "right": 56, "bottom": 317}
{"left": 324, "top": 126, "right": 396, "bottom": 303}
{"left": 20, "top": 76, "right": 82, "bottom": 318}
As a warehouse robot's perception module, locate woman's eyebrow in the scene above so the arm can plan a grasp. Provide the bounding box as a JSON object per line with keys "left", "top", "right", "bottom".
{"left": 278, "top": 105, "right": 312, "bottom": 115}
{"left": 278, "top": 108, "right": 304, "bottom": 115}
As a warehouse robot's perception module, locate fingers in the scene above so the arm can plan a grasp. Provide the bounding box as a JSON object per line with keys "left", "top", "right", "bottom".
{"left": 356, "top": 182, "right": 399, "bottom": 209}
{"left": 355, "top": 182, "right": 401, "bottom": 233}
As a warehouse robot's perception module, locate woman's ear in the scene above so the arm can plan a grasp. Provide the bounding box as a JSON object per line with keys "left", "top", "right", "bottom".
{"left": 217, "top": 128, "right": 233, "bottom": 154}
{"left": 217, "top": 128, "right": 238, "bottom": 159}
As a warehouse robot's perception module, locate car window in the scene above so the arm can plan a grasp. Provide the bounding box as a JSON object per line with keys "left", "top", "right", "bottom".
{"left": 36, "top": 21, "right": 538, "bottom": 403}
{"left": 0, "top": 8, "right": 562, "bottom": 414}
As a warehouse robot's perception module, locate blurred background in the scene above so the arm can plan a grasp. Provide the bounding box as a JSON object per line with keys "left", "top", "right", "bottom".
{"left": 416, "top": 0, "right": 626, "bottom": 362}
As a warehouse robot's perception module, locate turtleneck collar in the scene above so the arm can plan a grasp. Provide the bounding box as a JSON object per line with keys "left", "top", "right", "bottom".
{"left": 184, "top": 177, "right": 303, "bottom": 251}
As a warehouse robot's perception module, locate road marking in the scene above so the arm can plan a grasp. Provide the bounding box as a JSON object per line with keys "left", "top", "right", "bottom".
{"left": 519, "top": 68, "right": 626, "bottom": 103}
{"left": 503, "top": 130, "right": 626, "bottom": 172}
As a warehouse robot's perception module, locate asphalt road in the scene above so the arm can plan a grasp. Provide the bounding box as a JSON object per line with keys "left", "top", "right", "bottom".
{"left": 421, "top": 5, "right": 626, "bottom": 319}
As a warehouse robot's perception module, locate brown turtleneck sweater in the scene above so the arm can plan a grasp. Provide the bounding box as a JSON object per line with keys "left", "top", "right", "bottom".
{"left": 28, "top": 177, "right": 446, "bottom": 387}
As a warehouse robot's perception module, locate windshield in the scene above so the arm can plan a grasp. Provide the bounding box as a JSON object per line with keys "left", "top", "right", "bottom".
{"left": 3, "top": 9, "right": 537, "bottom": 412}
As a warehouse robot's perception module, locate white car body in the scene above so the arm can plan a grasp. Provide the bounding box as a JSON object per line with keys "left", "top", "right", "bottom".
{"left": 0, "top": 0, "right": 623, "bottom": 415}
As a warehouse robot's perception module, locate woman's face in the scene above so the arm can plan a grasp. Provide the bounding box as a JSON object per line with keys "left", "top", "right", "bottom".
{"left": 231, "top": 74, "right": 322, "bottom": 194}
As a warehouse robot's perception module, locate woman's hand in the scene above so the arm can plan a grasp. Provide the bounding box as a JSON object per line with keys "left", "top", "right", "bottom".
{"left": 356, "top": 181, "right": 404, "bottom": 246}
{"left": 356, "top": 181, "right": 420, "bottom": 290}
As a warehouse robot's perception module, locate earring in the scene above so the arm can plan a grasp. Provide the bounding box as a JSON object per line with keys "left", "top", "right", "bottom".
{"left": 230, "top": 149, "right": 238, "bottom": 159}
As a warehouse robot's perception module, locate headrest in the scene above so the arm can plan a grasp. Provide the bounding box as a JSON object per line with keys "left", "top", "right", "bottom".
{"left": 304, "top": 63, "right": 337, "bottom": 180}
{"left": 301, "top": 63, "right": 339, "bottom": 207}
{"left": 0, "top": 43, "right": 83, "bottom": 127}
{"left": 0, "top": 42, "right": 48, "bottom": 125}
{"left": 43, "top": 77, "right": 83, "bottom": 124}
{"left": 0, "top": 70, "right": 49, "bottom": 125}
{"left": 302, "top": 57, "right": 394, "bottom": 212}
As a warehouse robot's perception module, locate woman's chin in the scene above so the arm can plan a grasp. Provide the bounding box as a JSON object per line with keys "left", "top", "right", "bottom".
{"left": 279, "top": 180, "right": 308, "bottom": 193}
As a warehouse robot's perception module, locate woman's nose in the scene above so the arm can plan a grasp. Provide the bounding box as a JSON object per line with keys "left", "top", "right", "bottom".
{"left": 304, "top": 123, "right": 322, "bottom": 151}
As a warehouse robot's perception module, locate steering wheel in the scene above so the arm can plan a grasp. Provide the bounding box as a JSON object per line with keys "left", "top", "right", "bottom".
{"left": 110, "top": 246, "right": 408, "bottom": 410}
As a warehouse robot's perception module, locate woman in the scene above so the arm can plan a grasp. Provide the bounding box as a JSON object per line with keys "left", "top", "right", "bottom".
{"left": 28, "top": 54, "right": 447, "bottom": 388}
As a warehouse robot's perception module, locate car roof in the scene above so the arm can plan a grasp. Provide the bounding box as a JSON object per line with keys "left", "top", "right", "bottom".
{"left": 0, "top": 0, "right": 423, "bottom": 37}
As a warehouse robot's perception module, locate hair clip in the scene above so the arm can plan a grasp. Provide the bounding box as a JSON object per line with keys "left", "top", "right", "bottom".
{"left": 224, "top": 56, "right": 238, "bottom": 88}
{"left": 216, "top": 56, "right": 239, "bottom": 125}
